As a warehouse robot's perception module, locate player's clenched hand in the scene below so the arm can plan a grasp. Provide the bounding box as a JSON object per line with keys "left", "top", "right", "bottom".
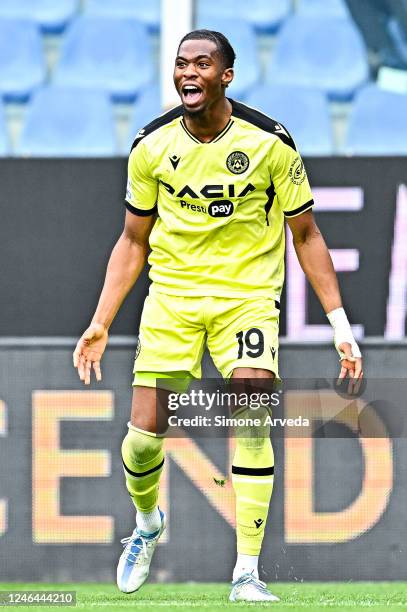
{"left": 337, "top": 342, "right": 363, "bottom": 395}
{"left": 73, "top": 323, "right": 108, "bottom": 385}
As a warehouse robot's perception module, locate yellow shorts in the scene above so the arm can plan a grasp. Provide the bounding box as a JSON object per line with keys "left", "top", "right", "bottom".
{"left": 133, "top": 288, "right": 280, "bottom": 387}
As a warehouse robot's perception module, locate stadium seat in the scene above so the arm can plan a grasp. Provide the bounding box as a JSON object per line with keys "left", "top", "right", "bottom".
{"left": 245, "top": 84, "right": 334, "bottom": 156}
{"left": 0, "top": 0, "right": 79, "bottom": 32}
{"left": 0, "top": 19, "right": 45, "bottom": 101}
{"left": 196, "top": 0, "right": 291, "bottom": 33}
{"left": 126, "top": 85, "right": 162, "bottom": 152}
{"left": 0, "top": 102, "right": 9, "bottom": 156}
{"left": 86, "top": 0, "right": 160, "bottom": 32}
{"left": 195, "top": 17, "right": 261, "bottom": 99}
{"left": 266, "top": 15, "right": 369, "bottom": 100}
{"left": 17, "top": 87, "right": 117, "bottom": 157}
{"left": 297, "top": 0, "right": 349, "bottom": 18}
{"left": 345, "top": 84, "right": 407, "bottom": 155}
{"left": 54, "top": 16, "right": 154, "bottom": 102}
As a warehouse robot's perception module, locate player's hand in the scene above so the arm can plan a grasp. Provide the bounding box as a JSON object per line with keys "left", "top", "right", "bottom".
{"left": 337, "top": 341, "right": 363, "bottom": 395}
{"left": 73, "top": 323, "right": 108, "bottom": 385}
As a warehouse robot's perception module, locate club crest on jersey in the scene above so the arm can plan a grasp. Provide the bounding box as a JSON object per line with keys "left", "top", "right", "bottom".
{"left": 289, "top": 156, "right": 306, "bottom": 185}
{"left": 226, "top": 151, "right": 250, "bottom": 175}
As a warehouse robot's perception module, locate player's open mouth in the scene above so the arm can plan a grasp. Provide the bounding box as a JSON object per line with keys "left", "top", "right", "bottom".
{"left": 182, "top": 84, "right": 203, "bottom": 105}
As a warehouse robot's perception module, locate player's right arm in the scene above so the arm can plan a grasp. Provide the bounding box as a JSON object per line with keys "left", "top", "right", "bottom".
{"left": 74, "top": 137, "right": 158, "bottom": 384}
{"left": 73, "top": 210, "right": 155, "bottom": 385}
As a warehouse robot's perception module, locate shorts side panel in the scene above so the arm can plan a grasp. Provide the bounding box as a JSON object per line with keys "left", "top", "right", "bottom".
{"left": 133, "top": 371, "right": 193, "bottom": 392}
{"left": 133, "top": 292, "right": 206, "bottom": 380}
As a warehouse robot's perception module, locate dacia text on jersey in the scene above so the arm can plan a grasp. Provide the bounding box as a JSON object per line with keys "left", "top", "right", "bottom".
{"left": 160, "top": 180, "right": 256, "bottom": 218}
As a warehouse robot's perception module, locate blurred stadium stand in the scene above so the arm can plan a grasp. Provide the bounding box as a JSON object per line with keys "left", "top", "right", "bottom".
{"left": 297, "top": 0, "right": 349, "bottom": 18}
{"left": 0, "top": 0, "right": 79, "bottom": 33}
{"left": 266, "top": 15, "right": 369, "bottom": 100}
{"left": 345, "top": 83, "right": 407, "bottom": 154}
{"left": 345, "top": 0, "right": 407, "bottom": 71}
{"left": 245, "top": 84, "right": 334, "bottom": 156}
{"left": 195, "top": 17, "right": 261, "bottom": 99}
{"left": 86, "top": 0, "right": 161, "bottom": 32}
{"left": 54, "top": 16, "right": 154, "bottom": 102}
{"left": 17, "top": 86, "right": 117, "bottom": 157}
{"left": 0, "top": 19, "right": 46, "bottom": 101}
{"left": 196, "top": 0, "right": 291, "bottom": 33}
{"left": 0, "top": 102, "right": 9, "bottom": 156}
{"left": 1, "top": 1, "right": 407, "bottom": 155}
{"left": 126, "top": 84, "right": 162, "bottom": 152}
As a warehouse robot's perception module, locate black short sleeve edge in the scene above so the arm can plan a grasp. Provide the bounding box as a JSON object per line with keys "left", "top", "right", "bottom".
{"left": 124, "top": 201, "right": 157, "bottom": 216}
{"left": 284, "top": 199, "right": 314, "bottom": 218}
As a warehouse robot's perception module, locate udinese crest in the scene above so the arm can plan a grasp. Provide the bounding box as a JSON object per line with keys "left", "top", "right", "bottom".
{"left": 226, "top": 151, "right": 250, "bottom": 174}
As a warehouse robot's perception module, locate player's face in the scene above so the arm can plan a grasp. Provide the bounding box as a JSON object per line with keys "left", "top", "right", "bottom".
{"left": 174, "top": 39, "right": 233, "bottom": 114}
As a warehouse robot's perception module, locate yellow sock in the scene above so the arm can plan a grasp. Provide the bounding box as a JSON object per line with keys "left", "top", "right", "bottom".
{"left": 232, "top": 408, "right": 274, "bottom": 555}
{"left": 121, "top": 424, "right": 164, "bottom": 513}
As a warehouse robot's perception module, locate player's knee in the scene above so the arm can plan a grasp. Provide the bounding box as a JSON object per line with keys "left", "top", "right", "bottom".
{"left": 235, "top": 434, "right": 274, "bottom": 467}
{"left": 121, "top": 425, "right": 163, "bottom": 467}
{"left": 232, "top": 367, "right": 275, "bottom": 379}
{"left": 237, "top": 433, "right": 272, "bottom": 452}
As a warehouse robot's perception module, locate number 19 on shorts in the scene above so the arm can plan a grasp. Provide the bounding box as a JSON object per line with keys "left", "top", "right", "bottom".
{"left": 236, "top": 328, "right": 265, "bottom": 358}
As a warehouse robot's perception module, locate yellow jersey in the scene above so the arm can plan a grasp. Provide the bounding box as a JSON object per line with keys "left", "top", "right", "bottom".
{"left": 125, "top": 99, "right": 313, "bottom": 299}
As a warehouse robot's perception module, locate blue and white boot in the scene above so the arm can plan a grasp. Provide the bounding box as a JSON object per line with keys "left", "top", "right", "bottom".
{"left": 117, "top": 508, "right": 166, "bottom": 593}
{"left": 229, "top": 572, "right": 280, "bottom": 603}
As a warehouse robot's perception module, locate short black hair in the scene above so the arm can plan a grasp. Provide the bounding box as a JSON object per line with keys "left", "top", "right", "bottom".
{"left": 178, "top": 29, "right": 236, "bottom": 69}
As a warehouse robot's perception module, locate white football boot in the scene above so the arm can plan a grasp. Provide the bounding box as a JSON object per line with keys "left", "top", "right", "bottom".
{"left": 117, "top": 508, "right": 165, "bottom": 593}
{"left": 229, "top": 572, "right": 280, "bottom": 603}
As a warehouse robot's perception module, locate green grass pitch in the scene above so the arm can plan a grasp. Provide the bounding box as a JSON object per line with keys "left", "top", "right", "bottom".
{"left": 1, "top": 582, "right": 406, "bottom": 611}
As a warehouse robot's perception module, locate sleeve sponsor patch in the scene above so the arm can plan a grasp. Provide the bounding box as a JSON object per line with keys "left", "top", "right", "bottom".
{"left": 289, "top": 156, "right": 306, "bottom": 185}
{"left": 126, "top": 178, "right": 133, "bottom": 202}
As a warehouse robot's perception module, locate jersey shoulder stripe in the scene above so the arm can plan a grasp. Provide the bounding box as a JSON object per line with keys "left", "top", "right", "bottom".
{"left": 130, "top": 104, "right": 184, "bottom": 152}
{"left": 230, "top": 99, "right": 297, "bottom": 152}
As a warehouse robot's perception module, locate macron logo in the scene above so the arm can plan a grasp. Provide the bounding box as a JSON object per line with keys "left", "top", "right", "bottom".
{"left": 135, "top": 128, "right": 145, "bottom": 140}
{"left": 169, "top": 154, "right": 181, "bottom": 170}
{"left": 274, "top": 123, "right": 289, "bottom": 138}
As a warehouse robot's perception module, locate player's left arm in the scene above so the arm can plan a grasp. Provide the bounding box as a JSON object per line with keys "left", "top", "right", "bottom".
{"left": 286, "top": 209, "right": 363, "bottom": 387}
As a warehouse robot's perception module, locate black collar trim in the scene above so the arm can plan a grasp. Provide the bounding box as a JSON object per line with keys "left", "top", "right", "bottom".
{"left": 180, "top": 117, "right": 234, "bottom": 144}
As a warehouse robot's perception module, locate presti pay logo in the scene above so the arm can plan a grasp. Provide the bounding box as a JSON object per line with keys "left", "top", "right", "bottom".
{"left": 208, "top": 200, "right": 234, "bottom": 217}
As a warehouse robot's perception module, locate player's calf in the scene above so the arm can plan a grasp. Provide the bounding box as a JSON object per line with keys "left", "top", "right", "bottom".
{"left": 117, "top": 425, "right": 165, "bottom": 593}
